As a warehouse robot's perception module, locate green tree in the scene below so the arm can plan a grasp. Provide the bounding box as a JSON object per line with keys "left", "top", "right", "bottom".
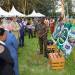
{"left": 0, "top": 0, "right": 57, "bottom": 16}
{"left": 64, "top": 0, "right": 72, "bottom": 17}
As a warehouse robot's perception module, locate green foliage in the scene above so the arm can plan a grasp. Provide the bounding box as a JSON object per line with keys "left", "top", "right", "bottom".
{"left": 1, "top": 0, "right": 56, "bottom": 16}
{"left": 0, "top": 0, "right": 73, "bottom": 17}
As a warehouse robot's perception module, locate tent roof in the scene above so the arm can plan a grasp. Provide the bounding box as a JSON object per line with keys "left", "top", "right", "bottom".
{"left": 8, "top": 6, "right": 25, "bottom": 17}
{"left": 27, "top": 10, "right": 38, "bottom": 17}
{"left": 37, "top": 13, "right": 45, "bottom": 17}
{"left": 27, "top": 10, "right": 45, "bottom": 17}
{"left": 0, "top": 7, "right": 9, "bottom": 17}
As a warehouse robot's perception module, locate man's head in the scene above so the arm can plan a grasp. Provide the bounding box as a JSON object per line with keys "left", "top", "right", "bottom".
{"left": 38, "top": 18, "right": 44, "bottom": 24}
{"left": 58, "top": 16, "right": 63, "bottom": 22}
{"left": 0, "top": 28, "right": 7, "bottom": 41}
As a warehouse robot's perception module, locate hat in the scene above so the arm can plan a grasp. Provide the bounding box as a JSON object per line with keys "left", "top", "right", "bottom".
{"left": 0, "top": 28, "right": 5, "bottom": 36}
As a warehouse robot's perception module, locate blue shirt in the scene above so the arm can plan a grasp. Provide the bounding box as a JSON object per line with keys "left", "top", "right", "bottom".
{"left": 5, "top": 31, "right": 18, "bottom": 58}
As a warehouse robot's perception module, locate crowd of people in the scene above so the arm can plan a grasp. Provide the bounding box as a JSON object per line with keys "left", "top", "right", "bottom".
{"left": 0, "top": 16, "right": 65, "bottom": 75}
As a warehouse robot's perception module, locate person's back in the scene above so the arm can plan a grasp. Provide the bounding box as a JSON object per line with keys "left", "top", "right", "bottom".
{"left": 5, "top": 31, "right": 19, "bottom": 75}
{"left": 19, "top": 25, "right": 25, "bottom": 37}
{"left": 19, "top": 22, "right": 25, "bottom": 46}
{"left": 0, "top": 43, "right": 15, "bottom": 75}
{"left": 0, "top": 28, "right": 15, "bottom": 75}
{"left": 5, "top": 31, "right": 18, "bottom": 53}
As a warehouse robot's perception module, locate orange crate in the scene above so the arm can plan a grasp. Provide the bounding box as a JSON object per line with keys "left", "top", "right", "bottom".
{"left": 47, "top": 44, "right": 58, "bottom": 52}
{"left": 48, "top": 53, "right": 65, "bottom": 70}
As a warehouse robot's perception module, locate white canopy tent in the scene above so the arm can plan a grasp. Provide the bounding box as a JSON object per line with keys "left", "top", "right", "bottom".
{"left": 0, "top": 7, "right": 9, "bottom": 17}
{"left": 27, "top": 10, "right": 45, "bottom": 17}
{"left": 8, "top": 6, "right": 25, "bottom": 17}
{"left": 27, "top": 10, "right": 38, "bottom": 17}
{"left": 37, "top": 13, "right": 45, "bottom": 17}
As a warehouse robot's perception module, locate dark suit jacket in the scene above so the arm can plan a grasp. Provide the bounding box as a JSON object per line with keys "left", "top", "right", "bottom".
{"left": 0, "top": 43, "right": 15, "bottom": 75}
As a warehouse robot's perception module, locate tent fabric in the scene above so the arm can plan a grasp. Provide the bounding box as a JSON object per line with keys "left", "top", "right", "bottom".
{"left": 0, "top": 7, "right": 45, "bottom": 17}
{"left": 27, "top": 10, "right": 45, "bottom": 17}
{"left": 37, "top": 13, "right": 45, "bottom": 17}
{"left": 0, "top": 7, "right": 9, "bottom": 17}
{"left": 8, "top": 6, "right": 25, "bottom": 17}
{"left": 27, "top": 10, "right": 38, "bottom": 17}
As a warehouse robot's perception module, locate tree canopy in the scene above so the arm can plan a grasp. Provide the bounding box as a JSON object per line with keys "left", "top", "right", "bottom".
{"left": 0, "top": 0, "right": 74, "bottom": 17}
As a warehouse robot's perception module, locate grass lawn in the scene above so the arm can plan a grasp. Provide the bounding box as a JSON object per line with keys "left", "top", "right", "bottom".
{"left": 18, "top": 33, "right": 75, "bottom": 75}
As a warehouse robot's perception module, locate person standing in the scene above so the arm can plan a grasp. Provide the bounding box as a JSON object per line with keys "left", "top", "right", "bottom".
{"left": 35, "top": 18, "right": 48, "bottom": 57}
{"left": 44, "top": 17, "right": 49, "bottom": 27}
{"left": 27, "top": 22, "right": 33, "bottom": 39}
{"left": 19, "top": 20, "right": 25, "bottom": 47}
{"left": 0, "top": 28, "right": 15, "bottom": 75}
{"left": 49, "top": 17, "right": 55, "bottom": 34}
{"left": 5, "top": 30, "right": 19, "bottom": 75}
